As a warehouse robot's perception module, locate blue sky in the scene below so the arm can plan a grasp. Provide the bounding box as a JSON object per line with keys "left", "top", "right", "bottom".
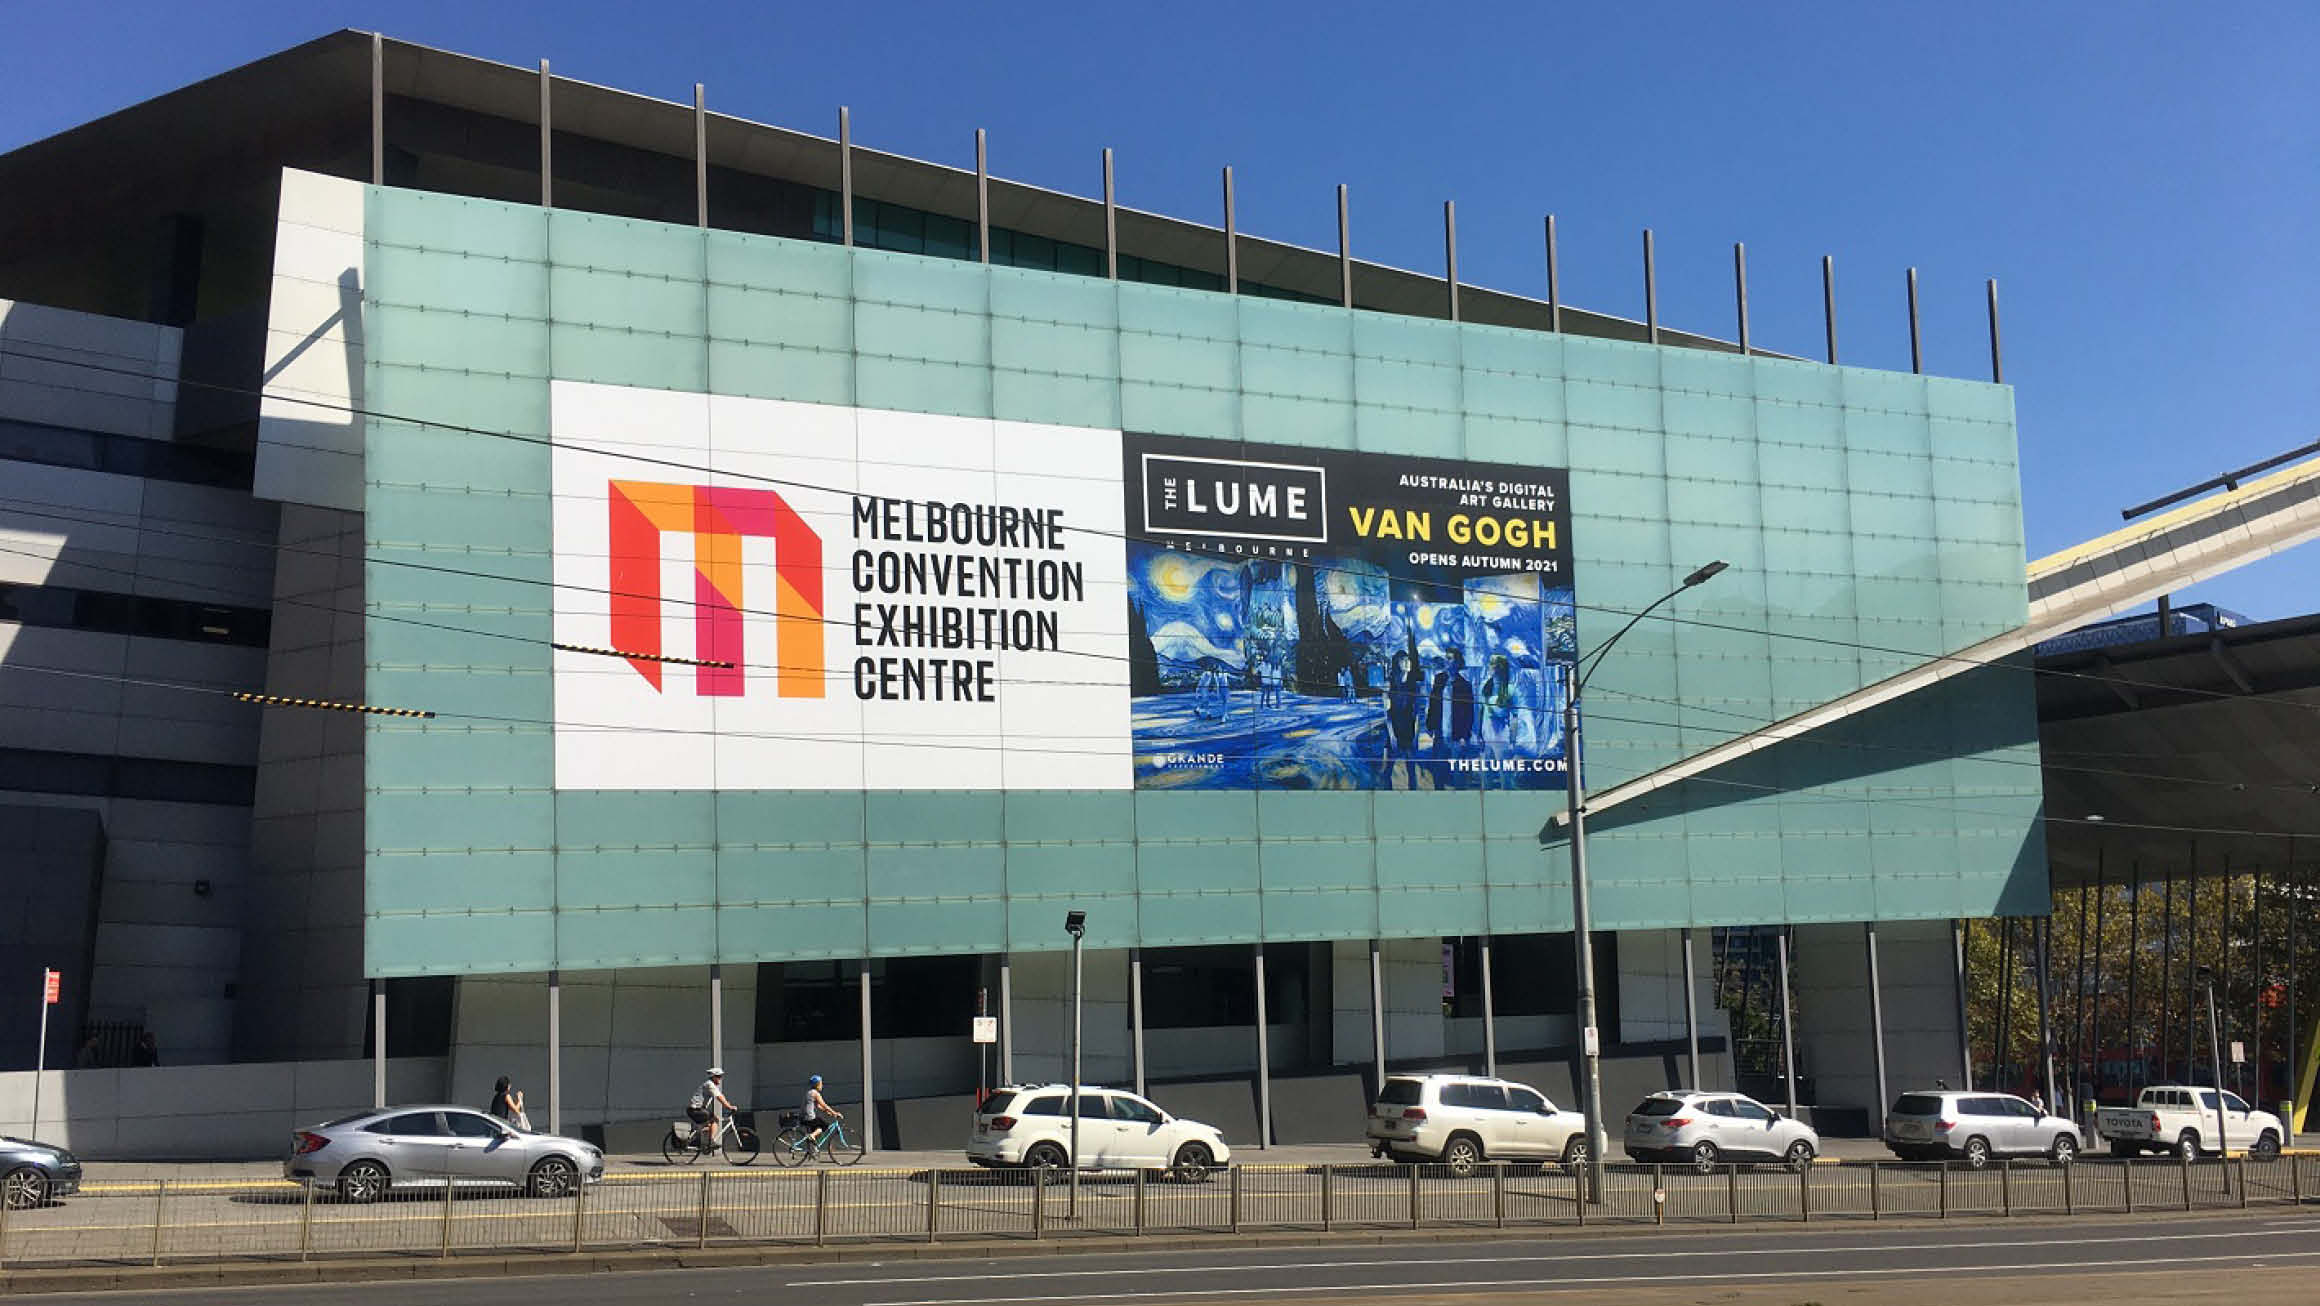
{"left": 7, "top": 2, "right": 2315, "bottom": 617}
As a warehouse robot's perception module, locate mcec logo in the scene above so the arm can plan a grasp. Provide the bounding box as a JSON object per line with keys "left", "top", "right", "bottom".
{"left": 1140, "top": 453, "right": 1328, "bottom": 543}
{"left": 606, "top": 480, "right": 823, "bottom": 698}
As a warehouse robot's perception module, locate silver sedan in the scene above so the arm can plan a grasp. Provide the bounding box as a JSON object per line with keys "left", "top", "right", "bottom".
{"left": 283, "top": 1105, "right": 604, "bottom": 1202}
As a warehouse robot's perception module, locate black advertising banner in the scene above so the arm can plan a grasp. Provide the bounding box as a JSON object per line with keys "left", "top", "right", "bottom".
{"left": 1123, "top": 434, "right": 1577, "bottom": 791}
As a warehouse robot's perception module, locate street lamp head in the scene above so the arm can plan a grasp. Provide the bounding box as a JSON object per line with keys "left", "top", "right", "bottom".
{"left": 1681, "top": 560, "right": 1730, "bottom": 588}
{"left": 1064, "top": 910, "right": 1086, "bottom": 939}
{"left": 2196, "top": 963, "right": 2214, "bottom": 987}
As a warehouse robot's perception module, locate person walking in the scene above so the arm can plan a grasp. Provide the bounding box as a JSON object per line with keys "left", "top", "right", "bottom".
{"left": 488, "top": 1075, "right": 526, "bottom": 1129}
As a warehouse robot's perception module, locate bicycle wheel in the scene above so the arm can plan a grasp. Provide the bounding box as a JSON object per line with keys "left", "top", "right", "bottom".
{"left": 724, "top": 1125, "right": 761, "bottom": 1166}
{"left": 662, "top": 1129, "right": 693, "bottom": 1166}
{"left": 828, "top": 1126, "right": 867, "bottom": 1166}
{"left": 771, "top": 1126, "right": 810, "bottom": 1167}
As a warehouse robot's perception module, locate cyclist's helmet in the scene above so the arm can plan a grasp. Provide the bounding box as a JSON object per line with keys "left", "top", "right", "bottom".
{"left": 706, "top": 1067, "right": 724, "bottom": 1078}
{"left": 809, "top": 1074, "right": 823, "bottom": 1086}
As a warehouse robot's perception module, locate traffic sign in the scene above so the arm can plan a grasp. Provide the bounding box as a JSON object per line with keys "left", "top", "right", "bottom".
{"left": 41, "top": 969, "right": 59, "bottom": 1005}
{"left": 2230, "top": 1040, "right": 2246, "bottom": 1064}
{"left": 971, "top": 1016, "right": 998, "bottom": 1044}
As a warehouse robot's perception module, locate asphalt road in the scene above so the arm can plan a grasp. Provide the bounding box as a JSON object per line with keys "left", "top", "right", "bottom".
{"left": 18, "top": 1211, "right": 2320, "bottom": 1304}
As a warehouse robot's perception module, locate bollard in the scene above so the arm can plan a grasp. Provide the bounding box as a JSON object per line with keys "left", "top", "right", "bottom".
{"left": 1728, "top": 1164, "right": 1740, "bottom": 1225}
{"left": 299, "top": 1180, "right": 315, "bottom": 1260}
{"left": 1409, "top": 1162, "right": 1422, "bottom": 1229}
{"left": 1799, "top": 1160, "right": 1810, "bottom": 1222}
{"left": 440, "top": 1177, "right": 454, "bottom": 1258}
{"left": 0, "top": 1167, "right": 10, "bottom": 1269}
{"left": 928, "top": 1168, "right": 942, "bottom": 1243}
{"left": 2292, "top": 1154, "right": 2304, "bottom": 1205}
{"left": 817, "top": 1169, "right": 832, "bottom": 1245}
{"left": 1031, "top": 1166, "right": 1046, "bottom": 1240}
{"left": 2124, "top": 1157, "right": 2136, "bottom": 1214}
{"left": 697, "top": 1170, "right": 713, "bottom": 1249}
{"left": 2236, "top": 1158, "right": 2247, "bottom": 1210}
{"left": 1229, "top": 1165, "right": 1241, "bottom": 1234}
{"left": 1493, "top": 1163, "right": 1506, "bottom": 1229}
{"left": 1134, "top": 1167, "right": 1146, "bottom": 1236}
{"left": 572, "top": 1172, "right": 587, "bottom": 1252}
{"left": 153, "top": 1179, "right": 170, "bottom": 1267}
{"left": 2180, "top": 1149, "right": 2193, "bottom": 1211}
{"left": 1938, "top": 1161, "right": 1949, "bottom": 1219}
{"left": 2063, "top": 1157, "right": 2074, "bottom": 1214}
{"left": 1652, "top": 1165, "right": 1665, "bottom": 1226}
{"left": 2000, "top": 1160, "right": 2013, "bottom": 1216}
{"left": 1869, "top": 1161, "right": 1881, "bottom": 1220}
{"left": 1321, "top": 1165, "right": 1335, "bottom": 1232}
{"left": 1573, "top": 1163, "right": 1586, "bottom": 1227}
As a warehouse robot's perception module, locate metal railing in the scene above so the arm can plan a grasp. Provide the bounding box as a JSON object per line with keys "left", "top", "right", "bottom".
{"left": 2, "top": 1153, "right": 2310, "bottom": 1269}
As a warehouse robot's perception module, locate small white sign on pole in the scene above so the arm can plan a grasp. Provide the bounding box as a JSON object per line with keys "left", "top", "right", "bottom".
{"left": 2230, "top": 1040, "right": 2246, "bottom": 1064}
{"left": 1582, "top": 1026, "right": 1600, "bottom": 1056}
{"left": 972, "top": 1016, "right": 999, "bottom": 1045}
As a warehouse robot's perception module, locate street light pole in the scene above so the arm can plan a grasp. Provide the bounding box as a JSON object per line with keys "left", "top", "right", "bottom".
{"left": 1065, "top": 910, "right": 1086, "bottom": 1218}
{"left": 2199, "top": 965, "right": 2229, "bottom": 1163}
{"left": 1554, "top": 560, "right": 1728, "bottom": 1199}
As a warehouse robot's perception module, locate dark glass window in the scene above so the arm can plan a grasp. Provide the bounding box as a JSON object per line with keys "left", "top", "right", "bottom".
{"left": 0, "top": 746, "right": 255, "bottom": 806}
{"left": 979, "top": 1091, "right": 1020, "bottom": 1116}
{"left": 1376, "top": 1078, "right": 1423, "bottom": 1107}
{"left": 1893, "top": 1094, "right": 1944, "bottom": 1115}
{"left": 1022, "top": 1095, "right": 1067, "bottom": 1116}
{"left": 0, "top": 580, "right": 270, "bottom": 648}
{"left": 373, "top": 1112, "right": 444, "bottom": 1136}
{"left": 444, "top": 1112, "right": 503, "bottom": 1138}
{"left": 1143, "top": 944, "right": 1309, "bottom": 1030}
{"left": 1444, "top": 1082, "right": 1507, "bottom": 1110}
{"left": 753, "top": 955, "right": 986, "bottom": 1043}
{"left": 1506, "top": 1087, "right": 1549, "bottom": 1114}
{"left": 0, "top": 417, "right": 253, "bottom": 489}
{"left": 1111, "top": 1096, "right": 1164, "bottom": 1125}
{"left": 1731, "top": 1100, "right": 1777, "bottom": 1122}
{"left": 1633, "top": 1098, "right": 1684, "bottom": 1117}
{"left": 1444, "top": 934, "right": 1584, "bottom": 1018}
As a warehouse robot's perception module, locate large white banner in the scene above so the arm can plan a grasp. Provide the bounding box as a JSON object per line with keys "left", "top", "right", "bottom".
{"left": 550, "top": 381, "right": 1133, "bottom": 790}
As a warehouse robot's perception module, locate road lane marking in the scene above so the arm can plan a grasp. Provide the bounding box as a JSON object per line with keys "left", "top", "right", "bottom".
{"left": 882, "top": 1249, "right": 2320, "bottom": 1304}
{"left": 796, "top": 1224, "right": 2320, "bottom": 1286}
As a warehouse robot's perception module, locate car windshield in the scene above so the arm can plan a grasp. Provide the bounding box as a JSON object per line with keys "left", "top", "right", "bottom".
{"left": 1632, "top": 1098, "right": 1685, "bottom": 1117}
{"left": 1892, "top": 1095, "right": 1944, "bottom": 1115}
{"left": 1376, "top": 1079, "right": 1424, "bottom": 1106}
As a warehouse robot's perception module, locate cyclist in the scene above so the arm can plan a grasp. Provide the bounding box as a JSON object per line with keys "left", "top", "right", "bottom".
{"left": 801, "top": 1074, "right": 843, "bottom": 1154}
{"left": 687, "top": 1067, "right": 734, "bottom": 1150}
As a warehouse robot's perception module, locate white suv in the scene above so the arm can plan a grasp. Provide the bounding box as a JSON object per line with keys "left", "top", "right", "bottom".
{"left": 1624, "top": 1090, "right": 1820, "bottom": 1172}
{"left": 1367, "top": 1073, "right": 1590, "bottom": 1175}
{"left": 966, "top": 1085, "right": 1230, "bottom": 1180}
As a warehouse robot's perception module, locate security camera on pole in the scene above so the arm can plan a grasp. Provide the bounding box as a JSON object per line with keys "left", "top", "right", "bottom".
{"left": 1546, "top": 560, "right": 1728, "bottom": 1203}
{"left": 1064, "top": 909, "right": 1086, "bottom": 1218}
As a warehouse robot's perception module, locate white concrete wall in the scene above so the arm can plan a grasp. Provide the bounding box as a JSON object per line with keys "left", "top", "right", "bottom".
{"left": 1793, "top": 919, "right": 1965, "bottom": 1116}
{"left": 0, "top": 298, "right": 180, "bottom": 439}
{"left": 449, "top": 968, "right": 758, "bottom": 1128}
{"left": 0, "top": 1058, "right": 445, "bottom": 1159}
{"left": 1009, "top": 948, "right": 1132, "bottom": 1087}
{"left": 1330, "top": 938, "right": 1445, "bottom": 1071}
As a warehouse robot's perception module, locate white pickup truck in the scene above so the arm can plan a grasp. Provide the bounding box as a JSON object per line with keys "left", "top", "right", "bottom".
{"left": 2094, "top": 1085, "right": 2286, "bottom": 1158}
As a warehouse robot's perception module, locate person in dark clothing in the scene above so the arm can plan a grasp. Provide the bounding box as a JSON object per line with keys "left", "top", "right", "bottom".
{"left": 1385, "top": 650, "right": 1424, "bottom": 788}
{"left": 488, "top": 1075, "right": 524, "bottom": 1126}
{"left": 1444, "top": 646, "right": 1476, "bottom": 746}
{"left": 131, "top": 1033, "right": 159, "bottom": 1067}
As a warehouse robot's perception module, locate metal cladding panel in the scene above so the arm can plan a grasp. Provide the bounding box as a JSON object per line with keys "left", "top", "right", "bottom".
{"left": 330, "top": 179, "right": 2040, "bottom": 976}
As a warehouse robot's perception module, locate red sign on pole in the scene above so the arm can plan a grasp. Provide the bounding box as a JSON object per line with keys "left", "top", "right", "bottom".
{"left": 42, "top": 969, "right": 60, "bottom": 1005}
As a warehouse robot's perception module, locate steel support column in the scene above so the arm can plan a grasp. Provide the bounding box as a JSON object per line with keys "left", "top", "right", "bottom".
{"left": 1444, "top": 201, "right": 1459, "bottom": 320}
{"left": 1954, "top": 919, "right": 1973, "bottom": 1089}
{"left": 1103, "top": 150, "right": 1118, "bottom": 279}
{"left": 838, "top": 107, "right": 853, "bottom": 247}
{"left": 538, "top": 60, "right": 552, "bottom": 207}
{"left": 1370, "top": 937, "right": 1387, "bottom": 1094}
{"left": 1734, "top": 242, "right": 1751, "bottom": 355}
{"left": 1643, "top": 229, "right": 1658, "bottom": 344}
{"left": 999, "top": 953, "right": 1014, "bottom": 1085}
{"left": 1544, "top": 216, "right": 1561, "bottom": 332}
{"left": 709, "top": 964, "right": 724, "bottom": 1080}
{"left": 371, "top": 980, "right": 386, "bottom": 1109}
{"left": 1481, "top": 935, "right": 1499, "bottom": 1080}
{"left": 2036, "top": 916, "right": 2059, "bottom": 1111}
{"left": 1866, "top": 922, "right": 1889, "bottom": 1120}
{"left": 975, "top": 129, "right": 990, "bottom": 263}
{"left": 1777, "top": 930, "right": 1798, "bottom": 1116}
{"left": 858, "top": 962, "right": 875, "bottom": 1151}
{"left": 1222, "top": 166, "right": 1238, "bottom": 294}
{"left": 1253, "top": 943, "right": 1271, "bottom": 1149}
{"left": 1336, "top": 185, "right": 1352, "bottom": 308}
{"left": 1681, "top": 928, "right": 1700, "bottom": 1090}
{"left": 370, "top": 33, "right": 384, "bottom": 185}
{"left": 1130, "top": 948, "right": 1146, "bottom": 1098}
{"left": 547, "top": 970, "right": 562, "bottom": 1137}
{"left": 694, "top": 84, "right": 708, "bottom": 227}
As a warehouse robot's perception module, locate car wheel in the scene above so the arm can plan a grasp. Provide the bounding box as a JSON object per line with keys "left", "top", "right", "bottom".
{"left": 527, "top": 1156, "right": 578, "bottom": 1199}
{"left": 3, "top": 1165, "right": 50, "bottom": 1210}
{"left": 1170, "top": 1142, "right": 1215, "bottom": 1184}
{"left": 337, "top": 1160, "right": 390, "bottom": 1204}
{"left": 1022, "top": 1141, "right": 1068, "bottom": 1172}
{"left": 2176, "top": 1130, "right": 2202, "bottom": 1161}
{"left": 2252, "top": 1131, "right": 2281, "bottom": 1161}
{"left": 1440, "top": 1134, "right": 1484, "bottom": 1178}
{"left": 1961, "top": 1136, "right": 1992, "bottom": 1170}
{"left": 1562, "top": 1134, "right": 1592, "bottom": 1171}
{"left": 2049, "top": 1135, "right": 2077, "bottom": 1166}
{"left": 1785, "top": 1140, "right": 1816, "bottom": 1172}
{"left": 1689, "top": 1140, "right": 1720, "bottom": 1174}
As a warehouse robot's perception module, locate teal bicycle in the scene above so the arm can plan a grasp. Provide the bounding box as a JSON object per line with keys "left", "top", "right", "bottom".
{"left": 771, "top": 1112, "right": 866, "bottom": 1166}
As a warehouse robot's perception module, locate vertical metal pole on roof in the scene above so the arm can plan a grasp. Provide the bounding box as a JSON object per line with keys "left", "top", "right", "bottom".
{"left": 548, "top": 970, "right": 562, "bottom": 1136}
{"left": 1482, "top": 935, "right": 1500, "bottom": 1080}
{"left": 1866, "top": 922, "right": 1889, "bottom": 1120}
{"left": 975, "top": 129, "right": 990, "bottom": 264}
{"left": 694, "top": 84, "right": 709, "bottom": 227}
{"left": 1370, "top": 938, "right": 1388, "bottom": 1094}
{"left": 1733, "top": 243, "right": 1751, "bottom": 356}
{"left": 999, "top": 953, "right": 1015, "bottom": 1085}
{"left": 1821, "top": 255, "right": 1838, "bottom": 364}
{"left": 1444, "top": 201, "right": 1460, "bottom": 321}
{"left": 1688, "top": 927, "right": 1707, "bottom": 1094}
{"left": 1103, "top": 150, "right": 1118, "bottom": 279}
{"left": 1544, "top": 216, "right": 1562, "bottom": 332}
{"left": 1337, "top": 185, "right": 1353, "bottom": 308}
{"left": 538, "top": 60, "right": 552, "bottom": 208}
{"left": 1642, "top": 229, "right": 1659, "bottom": 345}
{"left": 1777, "top": 929, "right": 1799, "bottom": 1116}
{"left": 370, "top": 33, "right": 384, "bottom": 186}
{"left": 1986, "top": 279, "right": 2004, "bottom": 383}
{"left": 372, "top": 979, "right": 386, "bottom": 1109}
{"left": 709, "top": 964, "right": 724, "bottom": 1081}
{"left": 1955, "top": 920, "right": 1973, "bottom": 1089}
{"left": 839, "top": 107, "right": 854, "bottom": 247}
{"left": 1222, "top": 166, "right": 1239, "bottom": 294}
{"left": 1130, "top": 948, "right": 1146, "bottom": 1098}
{"left": 1906, "top": 267, "right": 1924, "bottom": 374}
{"left": 1254, "top": 943, "right": 1271, "bottom": 1149}
{"left": 859, "top": 961, "right": 875, "bottom": 1151}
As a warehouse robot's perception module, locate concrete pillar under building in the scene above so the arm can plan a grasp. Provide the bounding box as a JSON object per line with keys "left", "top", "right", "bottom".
{"left": 547, "top": 971, "right": 561, "bottom": 1136}
{"left": 1370, "top": 938, "right": 1386, "bottom": 1091}
{"left": 999, "top": 954, "right": 1014, "bottom": 1086}
{"left": 1794, "top": 920, "right": 1966, "bottom": 1130}
{"left": 1480, "top": 935, "right": 1498, "bottom": 1079}
{"left": 372, "top": 980, "right": 385, "bottom": 1109}
{"left": 1681, "top": 928, "right": 1700, "bottom": 1090}
{"left": 709, "top": 964, "right": 724, "bottom": 1077}
{"left": 858, "top": 963, "right": 875, "bottom": 1151}
{"left": 1130, "top": 948, "right": 1146, "bottom": 1097}
{"left": 1865, "top": 923, "right": 1888, "bottom": 1122}
{"left": 1254, "top": 943, "right": 1271, "bottom": 1148}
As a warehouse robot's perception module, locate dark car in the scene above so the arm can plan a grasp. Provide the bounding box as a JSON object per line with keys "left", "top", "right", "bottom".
{"left": 3, "top": 1135, "right": 83, "bottom": 1208}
